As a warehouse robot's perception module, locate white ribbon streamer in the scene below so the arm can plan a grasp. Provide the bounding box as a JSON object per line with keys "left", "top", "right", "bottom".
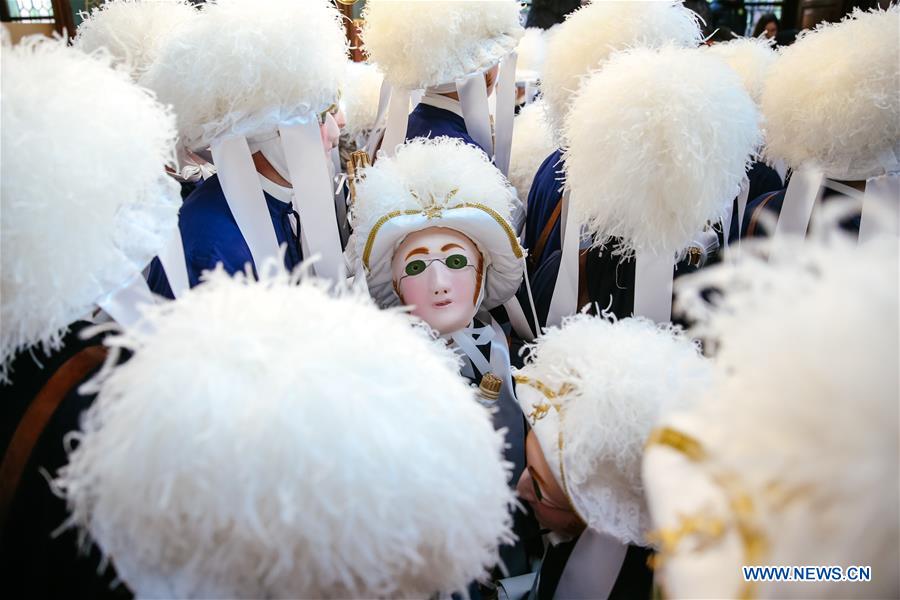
{"left": 456, "top": 71, "right": 493, "bottom": 158}
{"left": 524, "top": 81, "right": 538, "bottom": 105}
{"left": 503, "top": 294, "right": 535, "bottom": 342}
{"left": 774, "top": 158, "right": 788, "bottom": 183}
{"left": 410, "top": 88, "right": 424, "bottom": 109}
{"left": 771, "top": 165, "right": 824, "bottom": 259}
{"left": 96, "top": 272, "right": 156, "bottom": 330}
{"left": 380, "top": 87, "right": 412, "bottom": 158}
{"left": 823, "top": 178, "right": 865, "bottom": 201}
{"left": 546, "top": 189, "right": 579, "bottom": 328}
{"left": 734, "top": 176, "right": 750, "bottom": 245}
{"left": 280, "top": 120, "right": 346, "bottom": 283}
{"left": 633, "top": 247, "right": 673, "bottom": 324}
{"left": 211, "top": 135, "right": 282, "bottom": 271}
{"left": 553, "top": 529, "right": 629, "bottom": 600}
{"left": 365, "top": 79, "right": 393, "bottom": 159}
{"left": 859, "top": 173, "right": 900, "bottom": 243}
{"left": 155, "top": 226, "right": 189, "bottom": 298}
{"left": 494, "top": 52, "right": 518, "bottom": 176}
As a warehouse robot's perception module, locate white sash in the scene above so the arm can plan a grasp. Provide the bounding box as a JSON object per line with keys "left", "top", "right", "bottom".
{"left": 554, "top": 529, "right": 629, "bottom": 600}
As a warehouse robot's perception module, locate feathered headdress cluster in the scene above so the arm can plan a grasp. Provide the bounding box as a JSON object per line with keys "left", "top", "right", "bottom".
{"left": 0, "top": 37, "right": 179, "bottom": 381}
{"left": 56, "top": 261, "right": 516, "bottom": 598}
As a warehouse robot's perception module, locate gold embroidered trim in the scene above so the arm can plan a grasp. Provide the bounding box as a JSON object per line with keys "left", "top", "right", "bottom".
{"left": 644, "top": 427, "right": 767, "bottom": 599}
{"left": 513, "top": 373, "right": 585, "bottom": 523}
{"left": 362, "top": 202, "right": 524, "bottom": 270}
{"left": 645, "top": 426, "right": 707, "bottom": 462}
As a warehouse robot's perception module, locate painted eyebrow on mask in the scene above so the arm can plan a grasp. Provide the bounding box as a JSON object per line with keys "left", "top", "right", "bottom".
{"left": 405, "top": 247, "right": 430, "bottom": 260}
{"left": 441, "top": 243, "right": 464, "bottom": 252}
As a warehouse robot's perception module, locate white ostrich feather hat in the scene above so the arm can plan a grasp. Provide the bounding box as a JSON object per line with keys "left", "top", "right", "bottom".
{"left": 509, "top": 99, "right": 556, "bottom": 199}
{"left": 761, "top": 6, "right": 900, "bottom": 180}
{"left": 140, "top": 0, "right": 349, "bottom": 282}
{"left": 705, "top": 36, "right": 777, "bottom": 105}
{"left": 515, "top": 27, "right": 546, "bottom": 83}
{"left": 351, "top": 137, "right": 524, "bottom": 311}
{"left": 0, "top": 36, "right": 179, "bottom": 381}
{"left": 644, "top": 230, "right": 900, "bottom": 599}
{"left": 361, "top": 0, "right": 523, "bottom": 90}
{"left": 341, "top": 61, "right": 386, "bottom": 140}
{"left": 541, "top": 0, "right": 702, "bottom": 142}
{"left": 514, "top": 313, "right": 711, "bottom": 544}
{"left": 142, "top": 0, "right": 347, "bottom": 152}
{"left": 56, "top": 260, "right": 516, "bottom": 599}
{"left": 564, "top": 46, "right": 760, "bottom": 257}
{"left": 74, "top": 0, "right": 198, "bottom": 81}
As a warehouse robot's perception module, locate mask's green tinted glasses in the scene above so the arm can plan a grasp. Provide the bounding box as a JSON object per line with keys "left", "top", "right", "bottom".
{"left": 400, "top": 254, "right": 471, "bottom": 280}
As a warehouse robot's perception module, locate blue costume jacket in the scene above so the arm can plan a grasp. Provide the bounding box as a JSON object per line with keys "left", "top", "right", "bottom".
{"left": 523, "top": 149, "right": 565, "bottom": 275}
{"left": 147, "top": 174, "right": 303, "bottom": 298}
{"left": 405, "top": 102, "right": 489, "bottom": 154}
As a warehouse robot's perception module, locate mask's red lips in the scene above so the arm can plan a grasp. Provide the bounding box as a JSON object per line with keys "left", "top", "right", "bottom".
{"left": 433, "top": 299, "right": 453, "bottom": 308}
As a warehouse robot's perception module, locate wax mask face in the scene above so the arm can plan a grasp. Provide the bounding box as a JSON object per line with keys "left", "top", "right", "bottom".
{"left": 392, "top": 227, "right": 482, "bottom": 335}
{"left": 516, "top": 429, "right": 585, "bottom": 539}
{"left": 320, "top": 112, "right": 341, "bottom": 153}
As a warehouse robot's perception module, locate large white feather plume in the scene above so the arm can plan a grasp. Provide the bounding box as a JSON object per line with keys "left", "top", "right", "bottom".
{"left": 761, "top": 6, "right": 900, "bottom": 179}
{"left": 518, "top": 313, "right": 711, "bottom": 544}
{"left": 541, "top": 0, "right": 702, "bottom": 142}
{"left": 56, "top": 261, "right": 515, "bottom": 599}
{"left": 672, "top": 230, "right": 899, "bottom": 598}
{"left": 564, "top": 46, "right": 761, "bottom": 256}
{"left": 509, "top": 100, "right": 556, "bottom": 199}
{"left": 705, "top": 37, "right": 777, "bottom": 104}
{"left": 341, "top": 61, "right": 385, "bottom": 139}
{"left": 74, "top": 0, "right": 198, "bottom": 81}
{"left": 0, "top": 37, "right": 180, "bottom": 382}
{"left": 142, "top": 0, "right": 347, "bottom": 151}
{"left": 362, "top": 0, "right": 523, "bottom": 89}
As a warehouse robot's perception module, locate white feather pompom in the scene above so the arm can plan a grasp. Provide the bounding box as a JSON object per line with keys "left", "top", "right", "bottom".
{"left": 341, "top": 61, "right": 385, "bottom": 139}
{"left": 362, "top": 0, "right": 523, "bottom": 89}
{"left": 142, "top": 0, "right": 347, "bottom": 151}
{"left": 56, "top": 261, "right": 515, "bottom": 599}
{"left": 0, "top": 37, "right": 179, "bottom": 382}
{"left": 705, "top": 37, "right": 776, "bottom": 104}
{"left": 541, "top": 0, "right": 702, "bottom": 142}
{"left": 761, "top": 6, "right": 900, "bottom": 179}
{"left": 74, "top": 0, "right": 197, "bottom": 81}
{"left": 519, "top": 313, "right": 711, "bottom": 544}
{"left": 673, "top": 231, "right": 899, "bottom": 599}
{"left": 515, "top": 27, "right": 546, "bottom": 80}
{"left": 508, "top": 100, "right": 556, "bottom": 199}
{"left": 564, "top": 46, "right": 760, "bottom": 256}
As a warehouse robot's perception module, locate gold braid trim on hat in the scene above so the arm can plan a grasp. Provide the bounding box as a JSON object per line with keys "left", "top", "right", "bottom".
{"left": 645, "top": 427, "right": 767, "bottom": 600}
{"left": 362, "top": 201, "right": 524, "bottom": 271}
{"left": 513, "top": 373, "right": 586, "bottom": 524}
